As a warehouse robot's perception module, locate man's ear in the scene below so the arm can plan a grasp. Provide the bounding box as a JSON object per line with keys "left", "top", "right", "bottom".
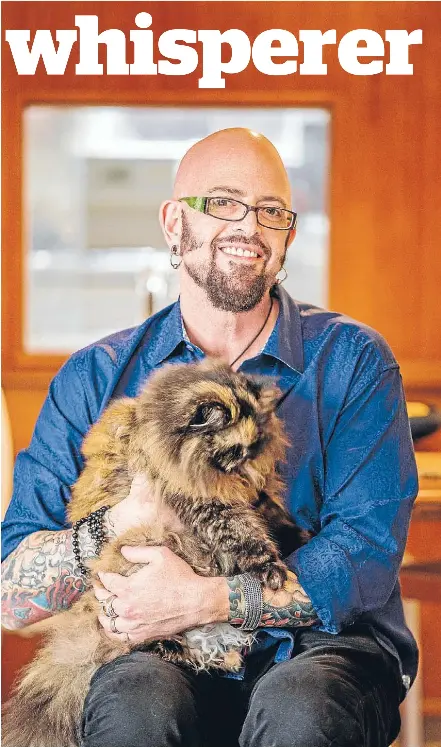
{"left": 159, "top": 199, "right": 181, "bottom": 248}
{"left": 285, "top": 227, "right": 296, "bottom": 249}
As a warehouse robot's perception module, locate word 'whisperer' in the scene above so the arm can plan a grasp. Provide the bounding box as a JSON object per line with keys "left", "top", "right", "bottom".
{"left": 5, "top": 13, "right": 423, "bottom": 88}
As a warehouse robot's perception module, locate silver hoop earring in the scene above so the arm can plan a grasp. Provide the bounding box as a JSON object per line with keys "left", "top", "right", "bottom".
{"left": 170, "top": 245, "right": 182, "bottom": 270}
{"left": 276, "top": 267, "right": 287, "bottom": 285}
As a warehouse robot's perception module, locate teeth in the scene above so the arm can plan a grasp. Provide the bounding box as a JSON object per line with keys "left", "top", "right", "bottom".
{"left": 221, "top": 246, "right": 259, "bottom": 258}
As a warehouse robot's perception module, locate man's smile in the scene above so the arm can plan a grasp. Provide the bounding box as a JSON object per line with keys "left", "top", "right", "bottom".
{"left": 216, "top": 241, "right": 266, "bottom": 262}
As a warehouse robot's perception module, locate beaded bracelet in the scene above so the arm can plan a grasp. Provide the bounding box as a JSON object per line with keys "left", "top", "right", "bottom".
{"left": 236, "top": 573, "right": 264, "bottom": 630}
{"left": 72, "top": 505, "right": 110, "bottom": 576}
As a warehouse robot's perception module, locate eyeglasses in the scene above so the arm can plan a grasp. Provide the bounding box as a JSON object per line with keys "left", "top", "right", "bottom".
{"left": 179, "top": 196, "right": 297, "bottom": 231}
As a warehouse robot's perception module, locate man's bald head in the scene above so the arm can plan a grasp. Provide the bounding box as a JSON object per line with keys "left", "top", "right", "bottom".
{"left": 173, "top": 128, "right": 291, "bottom": 206}
{"left": 160, "top": 127, "right": 295, "bottom": 313}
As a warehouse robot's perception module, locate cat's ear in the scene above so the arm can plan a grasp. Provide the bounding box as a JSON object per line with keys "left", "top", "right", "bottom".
{"left": 81, "top": 398, "right": 137, "bottom": 459}
{"left": 260, "top": 387, "right": 282, "bottom": 413}
{"left": 246, "top": 378, "right": 264, "bottom": 400}
{"left": 245, "top": 376, "right": 281, "bottom": 411}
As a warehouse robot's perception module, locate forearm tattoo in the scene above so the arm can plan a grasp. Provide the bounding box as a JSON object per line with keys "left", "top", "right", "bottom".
{"left": 1, "top": 509, "right": 119, "bottom": 629}
{"left": 78, "top": 523, "right": 99, "bottom": 562}
{"left": 227, "top": 570, "right": 318, "bottom": 629}
{"left": 0, "top": 512, "right": 118, "bottom": 630}
{"left": 103, "top": 508, "right": 117, "bottom": 540}
{"left": 1, "top": 529, "right": 87, "bottom": 629}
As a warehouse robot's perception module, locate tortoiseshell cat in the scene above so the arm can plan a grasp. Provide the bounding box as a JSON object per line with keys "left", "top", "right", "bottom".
{"left": 2, "top": 359, "right": 310, "bottom": 747}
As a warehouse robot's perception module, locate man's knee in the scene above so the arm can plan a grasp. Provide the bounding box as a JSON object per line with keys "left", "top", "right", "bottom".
{"left": 240, "top": 655, "right": 364, "bottom": 747}
{"left": 81, "top": 652, "right": 202, "bottom": 747}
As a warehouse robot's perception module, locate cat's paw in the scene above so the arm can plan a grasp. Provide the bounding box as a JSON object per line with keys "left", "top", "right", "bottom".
{"left": 259, "top": 561, "right": 288, "bottom": 590}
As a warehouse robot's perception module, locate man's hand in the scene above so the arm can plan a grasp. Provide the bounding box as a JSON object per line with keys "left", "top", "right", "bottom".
{"left": 260, "top": 570, "right": 318, "bottom": 627}
{"left": 94, "top": 545, "right": 229, "bottom": 644}
{"left": 106, "top": 475, "right": 183, "bottom": 538}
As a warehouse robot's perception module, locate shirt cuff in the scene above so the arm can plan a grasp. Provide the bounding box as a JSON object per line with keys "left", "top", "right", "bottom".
{"left": 286, "top": 532, "right": 364, "bottom": 634}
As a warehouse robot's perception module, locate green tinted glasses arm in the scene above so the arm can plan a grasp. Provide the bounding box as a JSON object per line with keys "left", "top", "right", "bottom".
{"left": 179, "top": 197, "right": 208, "bottom": 213}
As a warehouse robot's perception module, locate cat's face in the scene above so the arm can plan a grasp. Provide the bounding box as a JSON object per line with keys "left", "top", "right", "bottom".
{"left": 135, "top": 359, "right": 285, "bottom": 489}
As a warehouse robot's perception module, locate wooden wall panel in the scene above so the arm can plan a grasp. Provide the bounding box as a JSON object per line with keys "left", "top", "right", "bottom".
{"left": 2, "top": 390, "right": 46, "bottom": 456}
{"left": 406, "top": 517, "right": 441, "bottom": 710}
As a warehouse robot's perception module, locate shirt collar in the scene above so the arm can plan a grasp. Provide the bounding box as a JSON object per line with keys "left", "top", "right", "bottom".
{"left": 147, "top": 296, "right": 186, "bottom": 366}
{"left": 262, "top": 285, "right": 304, "bottom": 374}
{"left": 148, "top": 285, "right": 304, "bottom": 374}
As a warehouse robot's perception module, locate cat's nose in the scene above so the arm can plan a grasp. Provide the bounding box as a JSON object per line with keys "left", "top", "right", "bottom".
{"left": 228, "top": 445, "right": 247, "bottom": 464}
{"left": 246, "top": 440, "right": 263, "bottom": 460}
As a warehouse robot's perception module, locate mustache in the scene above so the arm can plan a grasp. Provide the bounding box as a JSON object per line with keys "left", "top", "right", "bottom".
{"left": 211, "top": 234, "right": 271, "bottom": 259}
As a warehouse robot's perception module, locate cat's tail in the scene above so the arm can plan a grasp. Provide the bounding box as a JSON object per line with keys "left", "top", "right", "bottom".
{"left": 1, "top": 650, "right": 96, "bottom": 747}
{"left": 1, "top": 603, "right": 125, "bottom": 747}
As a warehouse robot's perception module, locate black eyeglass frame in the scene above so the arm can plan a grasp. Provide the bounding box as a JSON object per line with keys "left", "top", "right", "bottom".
{"left": 179, "top": 196, "right": 297, "bottom": 231}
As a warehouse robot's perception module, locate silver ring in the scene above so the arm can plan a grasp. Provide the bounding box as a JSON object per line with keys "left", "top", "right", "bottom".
{"left": 110, "top": 617, "right": 121, "bottom": 635}
{"left": 102, "top": 594, "right": 118, "bottom": 619}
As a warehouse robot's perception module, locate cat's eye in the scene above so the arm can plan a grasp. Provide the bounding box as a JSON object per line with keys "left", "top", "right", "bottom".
{"left": 189, "top": 402, "right": 231, "bottom": 430}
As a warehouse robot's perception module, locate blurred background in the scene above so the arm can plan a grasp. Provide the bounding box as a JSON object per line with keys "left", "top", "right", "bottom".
{"left": 2, "top": 3, "right": 441, "bottom": 746}
{"left": 24, "top": 106, "right": 330, "bottom": 352}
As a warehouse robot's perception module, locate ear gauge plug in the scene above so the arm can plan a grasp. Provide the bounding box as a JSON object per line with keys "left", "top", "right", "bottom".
{"left": 170, "top": 245, "right": 182, "bottom": 269}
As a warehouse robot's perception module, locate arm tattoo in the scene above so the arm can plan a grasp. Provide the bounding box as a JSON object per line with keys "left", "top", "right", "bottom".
{"left": 103, "top": 508, "right": 117, "bottom": 540}
{"left": 227, "top": 570, "right": 318, "bottom": 629}
{"left": 260, "top": 571, "right": 318, "bottom": 627}
{"left": 78, "top": 523, "right": 98, "bottom": 562}
{"left": 226, "top": 575, "right": 246, "bottom": 626}
{"left": 1, "top": 510, "right": 117, "bottom": 630}
{"left": 0, "top": 510, "right": 116, "bottom": 630}
{"left": 1, "top": 529, "right": 87, "bottom": 629}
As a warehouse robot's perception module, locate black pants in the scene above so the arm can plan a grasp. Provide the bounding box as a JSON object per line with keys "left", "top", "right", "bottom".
{"left": 81, "top": 626, "right": 403, "bottom": 747}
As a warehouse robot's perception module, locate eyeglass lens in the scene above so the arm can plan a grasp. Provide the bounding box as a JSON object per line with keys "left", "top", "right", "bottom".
{"left": 207, "top": 198, "right": 293, "bottom": 229}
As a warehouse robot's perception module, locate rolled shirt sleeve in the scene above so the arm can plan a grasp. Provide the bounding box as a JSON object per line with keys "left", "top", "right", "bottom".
{"left": 287, "top": 363, "right": 419, "bottom": 633}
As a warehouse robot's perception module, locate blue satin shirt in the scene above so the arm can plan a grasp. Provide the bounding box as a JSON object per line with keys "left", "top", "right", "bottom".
{"left": 1, "top": 285, "right": 419, "bottom": 688}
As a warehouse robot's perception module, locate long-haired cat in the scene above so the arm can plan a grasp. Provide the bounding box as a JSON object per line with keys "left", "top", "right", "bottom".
{"left": 2, "top": 359, "right": 310, "bottom": 747}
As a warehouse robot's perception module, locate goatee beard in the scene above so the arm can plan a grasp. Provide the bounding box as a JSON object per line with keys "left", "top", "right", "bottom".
{"left": 180, "top": 213, "right": 272, "bottom": 312}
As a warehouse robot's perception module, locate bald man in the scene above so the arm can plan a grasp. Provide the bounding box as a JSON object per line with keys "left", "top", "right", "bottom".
{"left": 2, "top": 129, "right": 417, "bottom": 747}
